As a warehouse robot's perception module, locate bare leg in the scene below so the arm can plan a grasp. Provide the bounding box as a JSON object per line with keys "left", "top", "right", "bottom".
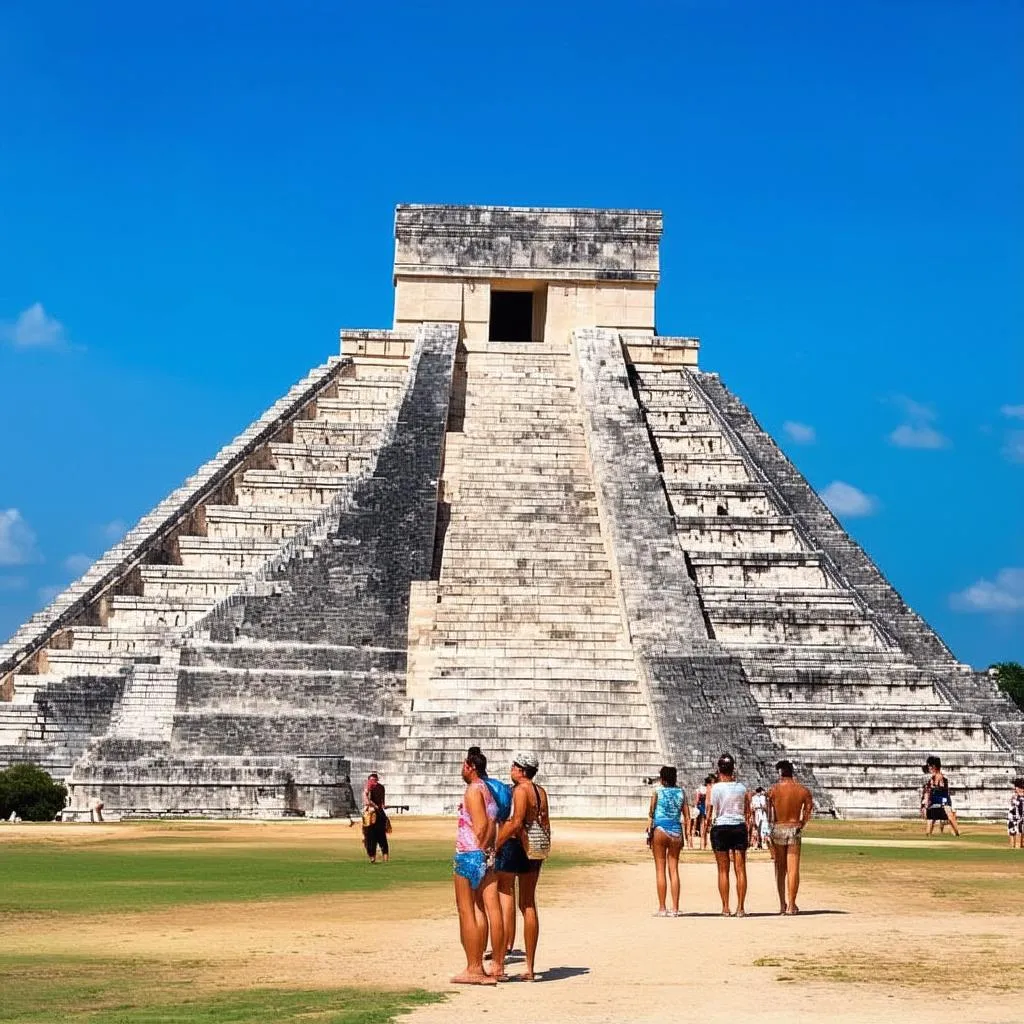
{"left": 666, "top": 834, "right": 682, "bottom": 913}
{"left": 945, "top": 808, "right": 961, "bottom": 836}
{"left": 714, "top": 850, "right": 731, "bottom": 915}
{"left": 786, "top": 843, "right": 801, "bottom": 913}
{"left": 652, "top": 829, "right": 668, "bottom": 912}
{"left": 927, "top": 818, "right": 936, "bottom": 836}
{"left": 772, "top": 842, "right": 787, "bottom": 913}
{"left": 479, "top": 873, "right": 505, "bottom": 979}
{"left": 453, "top": 874, "right": 495, "bottom": 984}
{"left": 518, "top": 869, "right": 541, "bottom": 980}
{"left": 733, "top": 850, "right": 748, "bottom": 916}
{"left": 496, "top": 872, "right": 516, "bottom": 957}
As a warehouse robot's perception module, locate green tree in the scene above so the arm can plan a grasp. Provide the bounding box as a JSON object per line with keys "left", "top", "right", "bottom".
{"left": 990, "top": 661, "right": 1024, "bottom": 712}
{"left": 0, "top": 763, "right": 67, "bottom": 821}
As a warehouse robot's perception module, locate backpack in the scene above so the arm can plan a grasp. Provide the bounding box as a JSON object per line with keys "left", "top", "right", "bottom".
{"left": 484, "top": 777, "right": 513, "bottom": 823}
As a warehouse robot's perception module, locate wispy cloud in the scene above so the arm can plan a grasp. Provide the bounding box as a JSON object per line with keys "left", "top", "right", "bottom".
{"left": 889, "top": 423, "right": 949, "bottom": 449}
{"left": 0, "top": 509, "right": 40, "bottom": 565}
{"left": 63, "top": 553, "right": 93, "bottom": 576}
{"left": 821, "top": 481, "right": 878, "bottom": 517}
{"left": 103, "top": 519, "right": 127, "bottom": 542}
{"left": 950, "top": 568, "right": 1024, "bottom": 613}
{"left": 1, "top": 302, "right": 67, "bottom": 349}
{"left": 887, "top": 395, "right": 950, "bottom": 450}
{"left": 1000, "top": 404, "right": 1024, "bottom": 420}
{"left": 1002, "top": 431, "right": 1024, "bottom": 465}
{"left": 783, "top": 421, "right": 816, "bottom": 444}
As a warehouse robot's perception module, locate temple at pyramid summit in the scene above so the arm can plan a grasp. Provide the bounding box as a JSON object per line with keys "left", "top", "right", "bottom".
{"left": 2, "top": 205, "right": 1021, "bottom": 819}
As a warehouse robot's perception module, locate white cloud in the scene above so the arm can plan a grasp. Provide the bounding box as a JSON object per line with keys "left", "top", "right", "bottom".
{"left": 0, "top": 509, "right": 40, "bottom": 565}
{"left": 37, "top": 584, "right": 62, "bottom": 606}
{"left": 821, "top": 481, "right": 878, "bottom": 517}
{"left": 1002, "top": 431, "right": 1024, "bottom": 464}
{"left": 1, "top": 302, "right": 67, "bottom": 348}
{"left": 950, "top": 568, "right": 1024, "bottom": 613}
{"left": 103, "top": 519, "right": 127, "bottom": 542}
{"left": 1000, "top": 404, "right": 1024, "bottom": 420}
{"left": 889, "top": 424, "right": 949, "bottom": 450}
{"left": 887, "top": 395, "right": 950, "bottom": 449}
{"left": 783, "top": 421, "right": 816, "bottom": 444}
{"left": 63, "top": 553, "right": 93, "bottom": 576}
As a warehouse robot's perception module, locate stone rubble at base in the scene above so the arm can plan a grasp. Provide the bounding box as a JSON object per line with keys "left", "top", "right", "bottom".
{"left": 0, "top": 204, "right": 1020, "bottom": 820}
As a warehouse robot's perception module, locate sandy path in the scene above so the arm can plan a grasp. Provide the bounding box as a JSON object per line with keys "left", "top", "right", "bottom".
{"left": 3, "top": 822, "right": 1021, "bottom": 1023}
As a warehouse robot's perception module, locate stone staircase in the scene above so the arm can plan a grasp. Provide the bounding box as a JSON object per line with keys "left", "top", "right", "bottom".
{"left": 386, "top": 343, "right": 666, "bottom": 815}
{"left": 2, "top": 351, "right": 410, "bottom": 798}
{"left": 625, "top": 360, "right": 1022, "bottom": 816}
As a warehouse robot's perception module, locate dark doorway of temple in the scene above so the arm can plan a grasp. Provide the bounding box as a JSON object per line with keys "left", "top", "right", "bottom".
{"left": 489, "top": 290, "right": 533, "bottom": 341}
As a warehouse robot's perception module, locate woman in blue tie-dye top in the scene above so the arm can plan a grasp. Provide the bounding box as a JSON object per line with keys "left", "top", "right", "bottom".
{"left": 646, "top": 766, "right": 690, "bottom": 917}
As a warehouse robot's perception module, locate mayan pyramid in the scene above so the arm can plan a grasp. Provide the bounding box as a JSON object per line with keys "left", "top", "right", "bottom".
{"left": 2, "top": 205, "right": 1021, "bottom": 819}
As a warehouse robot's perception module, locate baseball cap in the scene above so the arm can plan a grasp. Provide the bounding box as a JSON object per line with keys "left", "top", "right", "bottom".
{"left": 512, "top": 751, "right": 539, "bottom": 772}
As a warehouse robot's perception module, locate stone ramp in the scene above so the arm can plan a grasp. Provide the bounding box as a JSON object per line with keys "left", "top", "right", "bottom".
{"left": 385, "top": 344, "right": 666, "bottom": 815}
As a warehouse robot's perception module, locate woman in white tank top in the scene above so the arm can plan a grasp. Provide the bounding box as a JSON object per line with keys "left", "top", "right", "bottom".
{"left": 706, "top": 753, "right": 752, "bottom": 916}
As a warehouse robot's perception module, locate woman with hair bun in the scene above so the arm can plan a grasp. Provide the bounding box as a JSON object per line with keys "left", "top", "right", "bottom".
{"left": 646, "top": 765, "right": 689, "bottom": 917}
{"left": 706, "top": 753, "right": 752, "bottom": 917}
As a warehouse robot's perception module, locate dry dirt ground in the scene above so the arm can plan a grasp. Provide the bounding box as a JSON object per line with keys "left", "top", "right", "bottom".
{"left": 3, "top": 818, "right": 1022, "bottom": 1024}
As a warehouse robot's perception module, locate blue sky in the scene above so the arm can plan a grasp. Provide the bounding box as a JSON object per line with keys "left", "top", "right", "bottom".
{"left": 1, "top": 1, "right": 1021, "bottom": 665}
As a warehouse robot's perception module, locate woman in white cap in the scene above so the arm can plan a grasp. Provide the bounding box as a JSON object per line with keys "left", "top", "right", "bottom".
{"left": 495, "top": 751, "right": 550, "bottom": 981}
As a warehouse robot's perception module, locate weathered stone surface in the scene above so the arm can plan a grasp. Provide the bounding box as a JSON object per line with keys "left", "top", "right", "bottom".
{"left": 4, "top": 204, "right": 1020, "bottom": 819}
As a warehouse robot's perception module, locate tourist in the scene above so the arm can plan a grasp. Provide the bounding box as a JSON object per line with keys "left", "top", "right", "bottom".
{"left": 922, "top": 755, "right": 961, "bottom": 837}
{"left": 362, "top": 773, "right": 390, "bottom": 863}
{"left": 767, "top": 759, "right": 814, "bottom": 915}
{"left": 646, "top": 765, "right": 689, "bottom": 916}
{"left": 495, "top": 752, "right": 549, "bottom": 981}
{"left": 690, "top": 774, "right": 713, "bottom": 849}
{"left": 1007, "top": 778, "right": 1024, "bottom": 849}
{"left": 452, "top": 751, "right": 504, "bottom": 985}
{"left": 750, "top": 786, "right": 769, "bottom": 850}
{"left": 706, "top": 753, "right": 751, "bottom": 917}
{"left": 467, "top": 745, "right": 514, "bottom": 962}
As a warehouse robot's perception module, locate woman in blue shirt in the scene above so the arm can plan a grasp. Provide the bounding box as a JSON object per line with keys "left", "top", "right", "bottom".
{"left": 646, "top": 765, "right": 690, "bottom": 916}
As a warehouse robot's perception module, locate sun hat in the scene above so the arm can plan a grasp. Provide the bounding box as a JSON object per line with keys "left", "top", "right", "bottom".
{"left": 512, "top": 751, "right": 539, "bottom": 772}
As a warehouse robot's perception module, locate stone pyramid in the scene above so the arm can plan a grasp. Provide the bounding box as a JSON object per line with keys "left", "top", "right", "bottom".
{"left": 2, "top": 205, "right": 1020, "bottom": 819}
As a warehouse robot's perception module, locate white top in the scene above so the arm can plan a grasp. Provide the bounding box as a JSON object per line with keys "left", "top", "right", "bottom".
{"left": 710, "top": 781, "right": 747, "bottom": 826}
{"left": 751, "top": 792, "right": 767, "bottom": 817}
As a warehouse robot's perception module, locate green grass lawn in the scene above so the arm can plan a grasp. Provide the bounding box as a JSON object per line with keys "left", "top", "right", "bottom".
{"left": 0, "top": 954, "right": 442, "bottom": 1024}
{"left": 0, "top": 829, "right": 586, "bottom": 915}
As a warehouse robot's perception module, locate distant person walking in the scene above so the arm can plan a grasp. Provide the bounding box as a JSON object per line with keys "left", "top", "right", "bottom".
{"left": 767, "top": 759, "right": 814, "bottom": 915}
{"left": 495, "top": 752, "right": 549, "bottom": 981}
{"left": 706, "top": 753, "right": 751, "bottom": 917}
{"left": 690, "top": 775, "right": 713, "bottom": 849}
{"left": 751, "top": 787, "right": 769, "bottom": 850}
{"left": 452, "top": 751, "right": 503, "bottom": 985}
{"left": 922, "top": 756, "right": 960, "bottom": 837}
{"left": 362, "top": 773, "right": 390, "bottom": 863}
{"left": 646, "top": 766, "right": 689, "bottom": 916}
{"left": 1007, "top": 777, "right": 1024, "bottom": 849}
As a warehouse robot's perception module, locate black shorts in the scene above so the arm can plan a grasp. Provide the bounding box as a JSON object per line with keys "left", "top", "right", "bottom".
{"left": 494, "top": 837, "right": 542, "bottom": 875}
{"left": 926, "top": 804, "right": 951, "bottom": 821}
{"left": 710, "top": 823, "right": 748, "bottom": 853}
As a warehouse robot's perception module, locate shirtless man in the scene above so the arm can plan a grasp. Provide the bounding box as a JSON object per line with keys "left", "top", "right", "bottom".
{"left": 767, "top": 759, "right": 813, "bottom": 915}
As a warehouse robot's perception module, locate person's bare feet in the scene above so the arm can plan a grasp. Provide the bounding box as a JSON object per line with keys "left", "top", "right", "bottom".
{"left": 451, "top": 971, "right": 497, "bottom": 985}
{"left": 720, "top": 908, "right": 731, "bottom": 917}
{"left": 735, "top": 908, "right": 747, "bottom": 918}
{"left": 519, "top": 972, "right": 537, "bottom": 982}
{"left": 786, "top": 905, "right": 800, "bottom": 915}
